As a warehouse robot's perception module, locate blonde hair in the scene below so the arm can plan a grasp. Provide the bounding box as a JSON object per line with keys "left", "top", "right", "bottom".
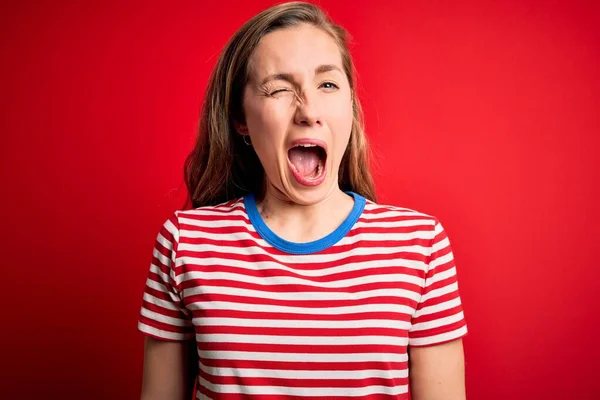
{"left": 184, "top": 1, "right": 377, "bottom": 208}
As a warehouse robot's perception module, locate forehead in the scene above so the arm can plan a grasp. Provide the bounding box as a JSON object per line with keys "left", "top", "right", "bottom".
{"left": 249, "top": 24, "right": 343, "bottom": 80}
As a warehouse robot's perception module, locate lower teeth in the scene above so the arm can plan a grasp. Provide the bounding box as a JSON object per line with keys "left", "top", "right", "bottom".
{"left": 311, "top": 163, "right": 322, "bottom": 179}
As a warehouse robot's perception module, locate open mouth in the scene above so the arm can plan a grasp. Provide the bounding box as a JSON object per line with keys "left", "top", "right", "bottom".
{"left": 287, "top": 140, "right": 327, "bottom": 185}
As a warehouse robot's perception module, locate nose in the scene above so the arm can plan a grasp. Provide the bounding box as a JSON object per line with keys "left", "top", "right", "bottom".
{"left": 293, "top": 90, "right": 322, "bottom": 127}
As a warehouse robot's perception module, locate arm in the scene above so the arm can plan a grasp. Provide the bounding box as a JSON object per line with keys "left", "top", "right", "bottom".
{"left": 408, "top": 339, "right": 466, "bottom": 400}
{"left": 408, "top": 219, "right": 468, "bottom": 399}
{"left": 138, "top": 214, "right": 197, "bottom": 400}
{"left": 141, "top": 337, "right": 198, "bottom": 400}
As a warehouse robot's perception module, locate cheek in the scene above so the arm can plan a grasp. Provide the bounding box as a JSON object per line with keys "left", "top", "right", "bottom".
{"left": 243, "top": 101, "right": 287, "bottom": 173}
{"left": 330, "top": 98, "right": 354, "bottom": 155}
{"left": 328, "top": 89, "right": 353, "bottom": 123}
{"left": 246, "top": 101, "right": 288, "bottom": 144}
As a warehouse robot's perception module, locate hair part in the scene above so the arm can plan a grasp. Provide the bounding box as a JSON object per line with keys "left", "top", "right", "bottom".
{"left": 184, "top": 1, "right": 377, "bottom": 208}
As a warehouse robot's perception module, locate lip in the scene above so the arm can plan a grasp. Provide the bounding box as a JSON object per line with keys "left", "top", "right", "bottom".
{"left": 287, "top": 138, "right": 328, "bottom": 187}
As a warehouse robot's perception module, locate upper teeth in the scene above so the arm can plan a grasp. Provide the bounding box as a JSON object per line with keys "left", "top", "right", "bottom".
{"left": 297, "top": 144, "right": 317, "bottom": 147}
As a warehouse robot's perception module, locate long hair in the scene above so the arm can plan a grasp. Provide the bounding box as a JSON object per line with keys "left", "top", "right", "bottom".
{"left": 184, "top": 1, "right": 377, "bottom": 208}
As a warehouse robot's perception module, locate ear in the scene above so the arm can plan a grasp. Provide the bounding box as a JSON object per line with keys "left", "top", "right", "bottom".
{"left": 234, "top": 120, "right": 249, "bottom": 136}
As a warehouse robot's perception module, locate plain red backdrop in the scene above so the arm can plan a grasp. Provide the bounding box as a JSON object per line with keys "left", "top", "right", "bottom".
{"left": 2, "top": 0, "right": 599, "bottom": 399}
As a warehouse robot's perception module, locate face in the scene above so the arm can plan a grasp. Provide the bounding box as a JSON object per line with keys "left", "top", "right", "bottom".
{"left": 239, "top": 23, "right": 353, "bottom": 206}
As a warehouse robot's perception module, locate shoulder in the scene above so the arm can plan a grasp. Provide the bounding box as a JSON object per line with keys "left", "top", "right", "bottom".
{"left": 171, "top": 197, "right": 246, "bottom": 222}
{"left": 159, "top": 197, "right": 248, "bottom": 238}
{"left": 359, "top": 199, "right": 447, "bottom": 239}
{"left": 362, "top": 199, "right": 439, "bottom": 225}
{"left": 155, "top": 197, "right": 246, "bottom": 251}
{"left": 360, "top": 200, "right": 453, "bottom": 260}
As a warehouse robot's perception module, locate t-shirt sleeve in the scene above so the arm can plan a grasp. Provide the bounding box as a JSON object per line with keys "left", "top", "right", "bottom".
{"left": 137, "top": 213, "right": 194, "bottom": 342}
{"left": 408, "top": 219, "right": 468, "bottom": 347}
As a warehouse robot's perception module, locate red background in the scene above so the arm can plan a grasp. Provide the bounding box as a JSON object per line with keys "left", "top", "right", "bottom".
{"left": 2, "top": 1, "right": 599, "bottom": 399}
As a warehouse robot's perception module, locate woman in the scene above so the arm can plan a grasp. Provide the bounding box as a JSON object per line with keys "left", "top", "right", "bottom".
{"left": 138, "top": 2, "right": 468, "bottom": 399}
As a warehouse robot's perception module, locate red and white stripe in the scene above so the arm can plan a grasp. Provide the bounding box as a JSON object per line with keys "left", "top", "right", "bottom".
{"left": 138, "top": 198, "right": 467, "bottom": 399}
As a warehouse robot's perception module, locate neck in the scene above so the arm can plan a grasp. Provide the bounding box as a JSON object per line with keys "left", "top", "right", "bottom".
{"left": 255, "top": 185, "right": 355, "bottom": 244}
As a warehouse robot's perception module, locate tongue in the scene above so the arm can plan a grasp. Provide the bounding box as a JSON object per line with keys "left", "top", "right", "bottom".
{"left": 289, "top": 147, "right": 320, "bottom": 177}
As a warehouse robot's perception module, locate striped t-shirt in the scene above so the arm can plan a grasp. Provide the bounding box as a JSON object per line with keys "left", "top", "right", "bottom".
{"left": 138, "top": 191, "right": 468, "bottom": 399}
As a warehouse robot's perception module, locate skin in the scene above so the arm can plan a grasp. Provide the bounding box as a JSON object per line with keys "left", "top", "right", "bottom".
{"left": 409, "top": 339, "right": 467, "bottom": 400}
{"left": 141, "top": 23, "right": 466, "bottom": 400}
{"left": 140, "top": 338, "right": 197, "bottom": 400}
{"left": 237, "top": 23, "right": 355, "bottom": 243}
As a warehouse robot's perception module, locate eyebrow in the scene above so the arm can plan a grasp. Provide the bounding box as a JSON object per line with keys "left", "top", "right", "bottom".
{"left": 260, "top": 64, "right": 343, "bottom": 85}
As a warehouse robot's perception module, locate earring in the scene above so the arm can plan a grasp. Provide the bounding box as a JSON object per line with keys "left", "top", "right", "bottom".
{"left": 243, "top": 135, "right": 252, "bottom": 146}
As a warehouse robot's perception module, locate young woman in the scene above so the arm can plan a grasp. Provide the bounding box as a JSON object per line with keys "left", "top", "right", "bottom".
{"left": 138, "top": 2, "right": 468, "bottom": 399}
